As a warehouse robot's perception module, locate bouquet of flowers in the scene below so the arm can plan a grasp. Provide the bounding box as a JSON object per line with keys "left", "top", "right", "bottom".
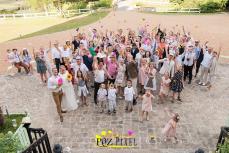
{"left": 67, "top": 73, "right": 72, "bottom": 82}
{"left": 58, "top": 78, "right": 63, "bottom": 86}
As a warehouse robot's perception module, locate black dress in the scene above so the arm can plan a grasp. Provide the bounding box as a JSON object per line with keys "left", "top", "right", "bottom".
{"left": 171, "top": 70, "right": 183, "bottom": 92}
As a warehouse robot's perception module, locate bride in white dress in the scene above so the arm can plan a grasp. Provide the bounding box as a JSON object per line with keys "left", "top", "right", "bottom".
{"left": 59, "top": 65, "right": 78, "bottom": 111}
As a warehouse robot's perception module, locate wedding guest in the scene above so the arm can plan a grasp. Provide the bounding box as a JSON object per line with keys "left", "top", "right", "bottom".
{"left": 12, "top": 48, "right": 29, "bottom": 74}
{"left": 76, "top": 70, "right": 89, "bottom": 106}
{"left": 72, "top": 35, "right": 80, "bottom": 51}
{"left": 130, "top": 43, "right": 139, "bottom": 60}
{"left": 124, "top": 80, "right": 135, "bottom": 112}
{"left": 47, "top": 68, "right": 65, "bottom": 122}
{"left": 159, "top": 52, "right": 175, "bottom": 78}
{"left": 22, "top": 48, "right": 33, "bottom": 74}
{"left": 138, "top": 58, "right": 148, "bottom": 94}
{"left": 144, "top": 62, "right": 157, "bottom": 92}
{"left": 97, "top": 83, "right": 107, "bottom": 113}
{"left": 40, "top": 46, "right": 52, "bottom": 77}
{"left": 33, "top": 50, "right": 47, "bottom": 84}
{"left": 59, "top": 65, "right": 78, "bottom": 111}
{"left": 126, "top": 56, "right": 138, "bottom": 93}
{"left": 195, "top": 48, "right": 204, "bottom": 77}
{"left": 94, "top": 61, "right": 109, "bottom": 104}
{"left": 162, "top": 109, "right": 180, "bottom": 143}
{"left": 199, "top": 43, "right": 213, "bottom": 86}
{"left": 51, "top": 41, "right": 62, "bottom": 72}
{"left": 140, "top": 90, "right": 154, "bottom": 122}
{"left": 107, "top": 83, "right": 117, "bottom": 115}
{"left": 183, "top": 44, "right": 195, "bottom": 84}
{"left": 105, "top": 54, "right": 118, "bottom": 84}
{"left": 170, "top": 65, "right": 183, "bottom": 103}
{"left": 208, "top": 48, "right": 220, "bottom": 89}
{"left": 61, "top": 45, "right": 71, "bottom": 65}
{"left": 115, "top": 58, "right": 126, "bottom": 98}
{"left": 159, "top": 72, "right": 171, "bottom": 103}
{"left": 72, "top": 56, "right": 89, "bottom": 81}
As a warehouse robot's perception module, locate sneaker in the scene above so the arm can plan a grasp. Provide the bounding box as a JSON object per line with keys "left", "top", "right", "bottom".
{"left": 108, "top": 110, "right": 111, "bottom": 115}
{"left": 188, "top": 80, "right": 191, "bottom": 84}
{"left": 198, "top": 82, "right": 202, "bottom": 85}
{"left": 202, "top": 83, "right": 206, "bottom": 86}
{"left": 113, "top": 109, "right": 116, "bottom": 113}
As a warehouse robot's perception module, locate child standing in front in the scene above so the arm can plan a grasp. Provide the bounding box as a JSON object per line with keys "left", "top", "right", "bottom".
{"left": 159, "top": 72, "right": 171, "bottom": 103}
{"left": 140, "top": 90, "right": 154, "bottom": 122}
{"left": 97, "top": 83, "right": 107, "bottom": 113}
{"left": 107, "top": 83, "right": 117, "bottom": 115}
{"left": 124, "top": 80, "right": 135, "bottom": 112}
{"left": 162, "top": 108, "right": 180, "bottom": 143}
{"left": 76, "top": 70, "right": 88, "bottom": 106}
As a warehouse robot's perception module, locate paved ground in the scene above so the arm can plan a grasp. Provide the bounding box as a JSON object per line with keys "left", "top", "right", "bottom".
{"left": 1, "top": 63, "right": 229, "bottom": 153}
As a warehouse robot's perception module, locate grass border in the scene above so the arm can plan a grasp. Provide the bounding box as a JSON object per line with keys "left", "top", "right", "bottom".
{"left": 14, "top": 11, "right": 109, "bottom": 40}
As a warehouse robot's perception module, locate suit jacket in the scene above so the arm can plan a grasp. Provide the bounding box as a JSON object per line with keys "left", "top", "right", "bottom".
{"left": 131, "top": 47, "right": 139, "bottom": 60}
{"left": 126, "top": 61, "right": 138, "bottom": 79}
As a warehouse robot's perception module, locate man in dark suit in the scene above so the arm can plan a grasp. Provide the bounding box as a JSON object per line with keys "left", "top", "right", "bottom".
{"left": 131, "top": 43, "right": 139, "bottom": 60}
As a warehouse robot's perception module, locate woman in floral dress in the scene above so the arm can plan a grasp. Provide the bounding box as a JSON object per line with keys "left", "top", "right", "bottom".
{"left": 144, "top": 62, "right": 157, "bottom": 92}
{"left": 170, "top": 65, "right": 183, "bottom": 103}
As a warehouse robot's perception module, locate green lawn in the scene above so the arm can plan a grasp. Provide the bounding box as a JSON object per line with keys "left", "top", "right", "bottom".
{"left": 16, "top": 11, "right": 109, "bottom": 40}
{"left": 0, "top": 114, "right": 25, "bottom": 134}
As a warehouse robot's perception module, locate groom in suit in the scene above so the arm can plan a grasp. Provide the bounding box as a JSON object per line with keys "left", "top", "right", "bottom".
{"left": 47, "top": 68, "right": 66, "bottom": 122}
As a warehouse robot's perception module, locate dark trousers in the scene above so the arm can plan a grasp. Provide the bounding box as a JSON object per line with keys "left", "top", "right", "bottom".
{"left": 195, "top": 61, "right": 201, "bottom": 75}
{"left": 184, "top": 65, "right": 193, "bottom": 82}
{"left": 94, "top": 82, "right": 103, "bottom": 104}
{"left": 107, "top": 78, "right": 115, "bottom": 84}
{"left": 54, "top": 58, "right": 61, "bottom": 72}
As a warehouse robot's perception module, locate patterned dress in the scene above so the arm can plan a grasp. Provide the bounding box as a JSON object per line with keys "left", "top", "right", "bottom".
{"left": 170, "top": 70, "right": 183, "bottom": 92}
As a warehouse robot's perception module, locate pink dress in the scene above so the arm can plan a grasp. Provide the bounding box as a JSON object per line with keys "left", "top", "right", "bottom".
{"left": 141, "top": 94, "right": 153, "bottom": 112}
{"left": 160, "top": 76, "right": 171, "bottom": 95}
{"left": 162, "top": 119, "right": 177, "bottom": 137}
{"left": 138, "top": 66, "right": 147, "bottom": 86}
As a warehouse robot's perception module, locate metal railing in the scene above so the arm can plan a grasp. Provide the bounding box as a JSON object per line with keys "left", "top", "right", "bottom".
{"left": 138, "top": 7, "right": 201, "bottom": 13}
{"left": 156, "top": 7, "right": 201, "bottom": 13}
{"left": 22, "top": 125, "right": 52, "bottom": 153}
{"left": 0, "top": 9, "right": 92, "bottom": 19}
{"left": 216, "top": 126, "right": 229, "bottom": 152}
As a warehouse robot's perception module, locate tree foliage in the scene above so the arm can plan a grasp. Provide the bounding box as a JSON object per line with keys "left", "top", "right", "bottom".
{"left": 170, "top": 0, "right": 229, "bottom": 12}
{"left": 0, "top": 133, "right": 24, "bottom": 153}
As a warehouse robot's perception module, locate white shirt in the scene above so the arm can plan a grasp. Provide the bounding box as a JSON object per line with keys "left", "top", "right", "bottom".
{"left": 7, "top": 52, "right": 15, "bottom": 64}
{"left": 47, "top": 75, "right": 62, "bottom": 92}
{"left": 61, "top": 48, "right": 71, "bottom": 58}
{"left": 201, "top": 51, "right": 213, "bottom": 68}
{"left": 108, "top": 88, "right": 117, "bottom": 100}
{"left": 183, "top": 51, "right": 195, "bottom": 66}
{"left": 159, "top": 58, "right": 175, "bottom": 77}
{"left": 80, "top": 39, "right": 88, "bottom": 49}
{"left": 153, "top": 55, "right": 159, "bottom": 69}
{"left": 94, "top": 69, "right": 105, "bottom": 83}
{"left": 135, "top": 52, "right": 143, "bottom": 68}
{"left": 124, "top": 86, "right": 135, "bottom": 101}
{"left": 175, "top": 55, "right": 183, "bottom": 66}
{"left": 13, "top": 52, "right": 21, "bottom": 63}
{"left": 51, "top": 47, "right": 61, "bottom": 59}
{"left": 97, "top": 88, "right": 107, "bottom": 101}
{"left": 71, "top": 63, "right": 89, "bottom": 76}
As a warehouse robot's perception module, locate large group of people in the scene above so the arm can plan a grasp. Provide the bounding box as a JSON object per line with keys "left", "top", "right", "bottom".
{"left": 6, "top": 24, "right": 220, "bottom": 143}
